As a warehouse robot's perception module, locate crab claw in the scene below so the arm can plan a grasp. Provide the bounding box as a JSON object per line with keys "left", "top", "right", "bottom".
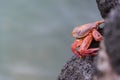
{"left": 92, "top": 29, "right": 103, "bottom": 41}
{"left": 78, "top": 33, "right": 93, "bottom": 54}
{"left": 71, "top": 43, "right": 79, "bottom": 56}
{"left": 71, "top": 39, "right": 83, "bottom": 57}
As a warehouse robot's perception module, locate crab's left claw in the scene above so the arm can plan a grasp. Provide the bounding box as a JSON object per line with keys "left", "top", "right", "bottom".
{"left": 71, "top": 39, "right": 83, "bottom": 57}
{"left": 71, "top": 43, "right": 79, "bottom": 56}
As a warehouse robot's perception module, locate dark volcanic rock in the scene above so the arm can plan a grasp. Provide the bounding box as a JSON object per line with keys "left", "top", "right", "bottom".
{"left": 96, "top": 0, "right": 119, "bottom": 18}
{"left": 104, "top": 6, "right": 120, "bottom": 74}
{"left": 58, "top": 55, "right": 97, "bottom": 80}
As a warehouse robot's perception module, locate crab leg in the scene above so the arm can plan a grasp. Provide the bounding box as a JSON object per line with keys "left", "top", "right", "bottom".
{"left": 95, "top": 20, "right": 105, "bottom": 27}
{"left": 71, "top": 39, "right": 83, "bottom": 56}
{"left": 83, "top": 48, "right": 99, "bottom": 56}
{"left": 92, "top": 29, "right": 103, "bottom": 41}
{"left": 78, "top": 33, "right": 93, "bottom": 54}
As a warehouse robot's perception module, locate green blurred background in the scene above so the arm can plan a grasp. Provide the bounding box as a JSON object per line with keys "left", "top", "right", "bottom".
{"left": 0, "top": 0, "right": 102, "bottom": 80}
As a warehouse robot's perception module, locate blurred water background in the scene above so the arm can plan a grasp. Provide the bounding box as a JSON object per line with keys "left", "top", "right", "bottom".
{"left": 0, "top": 0, "right": 102, "bottom": 80}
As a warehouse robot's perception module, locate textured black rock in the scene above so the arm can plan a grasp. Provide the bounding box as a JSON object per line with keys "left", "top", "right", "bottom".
{"left": 96, "top": 0, "right": 119, "bottom": 18}
{"left": 58, "top": 55, "right": 97, "bottom": 80}
{"left": 104, "top": 6, "right": 120, "bottom": 74}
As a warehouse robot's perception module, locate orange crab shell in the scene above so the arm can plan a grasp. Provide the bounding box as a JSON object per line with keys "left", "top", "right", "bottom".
{"left": 72, "top": 20, "right": 104, "bottom": 39}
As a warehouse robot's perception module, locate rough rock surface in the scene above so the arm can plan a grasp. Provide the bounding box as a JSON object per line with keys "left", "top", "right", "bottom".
{"left": 58, "top": 55, "right": 97, "bottom": 80}
{"left": 96, "top": 0, "right": 119, "bottom": 18}
{"left": 104, "top": 6, "right": 120, "bottom": 74}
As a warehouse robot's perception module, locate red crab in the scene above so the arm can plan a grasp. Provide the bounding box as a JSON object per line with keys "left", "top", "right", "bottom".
{"left": 71, "top": 20, "right": 104, "bottom": 57}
